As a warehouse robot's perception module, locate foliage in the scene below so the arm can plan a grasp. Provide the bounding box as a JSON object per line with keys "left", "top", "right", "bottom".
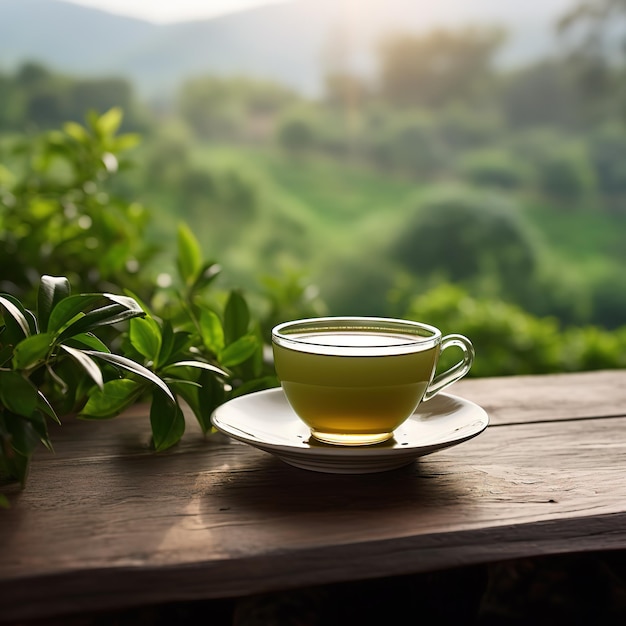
{"left": 390, "top": 186, "right": 541, "bottom": 304}
{"left": 535, "top": 142, "right": 597, "bottom": 202}
{"left": 366, "top": 113, "right": 445, "bottom": 176}
{"left": 0, "top": 107, "right": 154, "bottom": 300}
{"left": 435, "top": 106, "right": 504, "bottom": 149}
{"left": 0, "top": 275, "right": 164, "bottom": 487}
{"left": 406, "top": 283, "right": 626, "bottom": 377}
{"left": 557, "top": 0, "right": 626, "bottom": 115}
{"left": 0, "top": 111, "right": 278, "bottom": 499}
{"left": 460, "top": 149, "right": 528, "bottom": 189}
{"left": 376, "top": 27, "right": 505, "bottom": 108}
{"left": 587, "top": 125, "right": 626, "bottom": 199}
{"left": 0, "top": 61, "right": 145, "bottom": 132}
{"left": 499, "top": 60, "right": 584, "bottom": 129}
{"left": 276, "top": 110, "right": 319, "bottom": 153}
{"left": 178, "top": 75, "right": 297, "bottom": 140}
{"left": 133, "top": 222, "right": 277, "bottom": 423}
{"left": 0, "top": 220, "right": 277, "bottom": 492}
{"left": 259, "top": 270, "right": 327, "bottom": 338}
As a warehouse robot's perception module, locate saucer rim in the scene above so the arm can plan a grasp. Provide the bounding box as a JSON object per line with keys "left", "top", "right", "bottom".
{"left": 210, "top": 387, "right": 489, "bottom": 460}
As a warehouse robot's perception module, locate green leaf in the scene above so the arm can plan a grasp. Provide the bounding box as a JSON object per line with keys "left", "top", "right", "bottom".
{"left": 112, "top": 133, "right": 141, "bottom": 151}
{"left": 25, "top": 410, "right": 53, "bottom": 452}
{"left": 150, "top": 390, "right": 185, "bottom": 451}
{"left": 156, "top": 320, "right": 175, "bottom": 368}
{"left": 23, "top": 308, "right": 38, "bottom": 335}
{"left": 0, "top": 344, "right": 13, "bottom": 367}
{"left": 219, "top": 335, "right": 259, "bottom": 368}
{"left": 105, "top": 293, "right": 146, "bottom": 314}
{"left": 157, "top": 326, "right": 192, "bottom": 368}
{"left": 0, "top": 432, "right": 31, "bottom": 487}
{"left": 59, "top": 305, "right": 128, "bottom": 337}
{"left": 190, "top": 262, "right": 221, "bottom": 295}
{"left": 62, "top": 332, "right": 110, "bottom": 353}
{"left": 61, "top": 345, "right": 104, "bottom": 390}
{"left": 177, "top": 222, "right": 203, "bottom": 286}
{"left": 57, "top": 302, "right": 145, "bottom": 339}
{"left": 199, "top": 308, "right": 224, "bottom": 354}
{"left": 63, "top": 121, "right": 89, "bottom": 142}
{"left": 47, "top": 294, "right": 103, "bottom": 333}
{"left": 196, "top": 370, "right": 226, "bottom": 432}
{"left": 163, "top": 360, "right": 228, "bottom": 378}
{"left": 97, "top": 107, "right": 123, "bottom": 136}
{"left": 37, "top": 391, "right": 61, "bottom": 425}
{"left": 83, "top": 351, "right": 176, "bottom": 403}
{"left": 0, "top": 294, "right": 31, "bottom": 339}
{"left": 4, "top": 416, "right": 40, "bottom": 457}
{"left": 79, "top": 379, "right": 144, "bottom": 419}
{"left": 166, "top": 379, "right": 201, "bottom": 421}
{"left": 49, "top": 293, "right": 144, "bottom": 338}
{"left": 229, "top": 376, "right": 279, "bottom": 399}
{"left": 37, "top": 275, "right": 70, "bottom": 333}
{"left": 121, "top": 288, "right": 151, "bottom": 315}
{"left": 12, "top": 333, "right": 54, "bottom": 369}
{"left": 129, "top": 317, "right": 162, "bottom": 362}
{"left": 0, "top": 371, "right": 39, "bottom": 417}
{"left": 224, "top": 290, "right": 249, "bottom": 345}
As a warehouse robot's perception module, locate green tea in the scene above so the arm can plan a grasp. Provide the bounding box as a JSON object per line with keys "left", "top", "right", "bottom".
{"left": 272, "top": 331, "right": 439, "bottom": 445}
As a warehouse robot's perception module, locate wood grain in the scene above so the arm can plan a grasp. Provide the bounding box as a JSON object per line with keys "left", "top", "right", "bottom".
{"left": 455, "top": 369, "right": 626, "bottom": 425}
{"left": 1, "top": 370, "right": 625, "bottom": 621}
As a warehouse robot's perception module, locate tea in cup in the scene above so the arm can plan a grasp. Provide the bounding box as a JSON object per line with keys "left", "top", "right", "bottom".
{"left": 271, "top": 317, "right": 474, "bottom": 446}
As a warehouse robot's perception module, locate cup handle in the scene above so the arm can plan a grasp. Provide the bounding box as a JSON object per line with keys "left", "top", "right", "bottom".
{"left": 423, "top": 334, "right": 475, "bottom": 402}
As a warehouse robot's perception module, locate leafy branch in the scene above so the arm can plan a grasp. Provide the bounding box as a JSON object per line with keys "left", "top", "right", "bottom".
{"left": 0, "top": 275, "right": 165, "bottom": 486}
{"left": 0, "top": 224, "right": 278, "bottom": 492}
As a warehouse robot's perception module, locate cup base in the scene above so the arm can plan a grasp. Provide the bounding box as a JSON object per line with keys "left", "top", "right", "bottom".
{"left": 310, "top": 430, "right": 393, "bottom": 446}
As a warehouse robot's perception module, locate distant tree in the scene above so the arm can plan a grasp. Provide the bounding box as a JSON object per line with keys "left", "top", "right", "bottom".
{"left": 178, "top": 77, "right": 238, "bottom": 138}
{"left": 436, "top": 105, "right": 503, "bottom": 149}
{"left": 0, "top": 108, "right": 153, "bottom": 299}
{"left": 500, "top": 60, "right": 584, "bottom": 128}
{"left": 67, "top": 78, "right": 140, "bottom": 128}
{"left": 25, "top": 89, "right": 65, "bottom": 128}
{"left": 276, "top": 112, "right": 317, "bottom": 153}
{"left": 376, "top": 27, "right": 505, "bottom": 109}
{"left": 405, "top": 283, "right": 626, "bottom": 376}
{"left": 535, "top": 143, "right": 597, "bottom": 203}
{"left": 390, "top": 186, "right": 540, "bottom": 303}
{"left": 142, "top": 133, "right": 192, "bottom": 189}
{"left": 5, "top": 62, "right": 144, "bottom": 131}
{"left": 0, "top": 73, "right": 21, "bottom": 129}
{"left": 14, "top": 61, "right": 52, "bottom": 88}
{"left": 558, "top": 0, "right": 626, "bottom": 116}
{"left": 14, "top": 62, "right": 67, "bottom": 128}
{"left": 460, "top": 149, "right": 528, "bottom": 190}
{"left": 178, "top": 76, "right": 297, "bottom": 140}
{"left": 587, "top": 124, "right": 626, "bottom": 200}
{"left": 366, "top": 113, "right": 445, "bottom": 176}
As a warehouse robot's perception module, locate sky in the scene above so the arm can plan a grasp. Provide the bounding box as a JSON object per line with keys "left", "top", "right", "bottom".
{"left": 65, "top": 0, "right": 295, "bottom": 23}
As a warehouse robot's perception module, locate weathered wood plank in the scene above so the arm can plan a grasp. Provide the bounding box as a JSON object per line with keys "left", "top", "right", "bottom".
{"left": 1, "top": 371, "right": 625, "bottom": 621}
{"left": 455, "top": 369, "right": 626, "bottom": 425}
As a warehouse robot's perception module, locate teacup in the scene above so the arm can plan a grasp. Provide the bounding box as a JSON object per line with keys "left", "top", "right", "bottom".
{"left": 271, "top": 316, "right": 474, "bottom": 446}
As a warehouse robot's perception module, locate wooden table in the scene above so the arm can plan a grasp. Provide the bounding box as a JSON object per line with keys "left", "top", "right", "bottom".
{"left": 1, "top": 370, "right": 626, "bottom": 622}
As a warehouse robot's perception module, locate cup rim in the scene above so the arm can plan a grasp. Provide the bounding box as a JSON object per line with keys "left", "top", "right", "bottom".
{"left": 271, "top": 316, "right": 441, "bottom": 352}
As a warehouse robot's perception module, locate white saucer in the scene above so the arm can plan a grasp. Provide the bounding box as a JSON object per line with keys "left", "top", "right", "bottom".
{"left": 210, "top": 388, "right": 489, "bottom": 474}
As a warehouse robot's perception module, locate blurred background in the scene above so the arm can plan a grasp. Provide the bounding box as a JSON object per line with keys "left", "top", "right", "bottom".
{"left": 2, "top": 0, "right": 626, "bottom": 376}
